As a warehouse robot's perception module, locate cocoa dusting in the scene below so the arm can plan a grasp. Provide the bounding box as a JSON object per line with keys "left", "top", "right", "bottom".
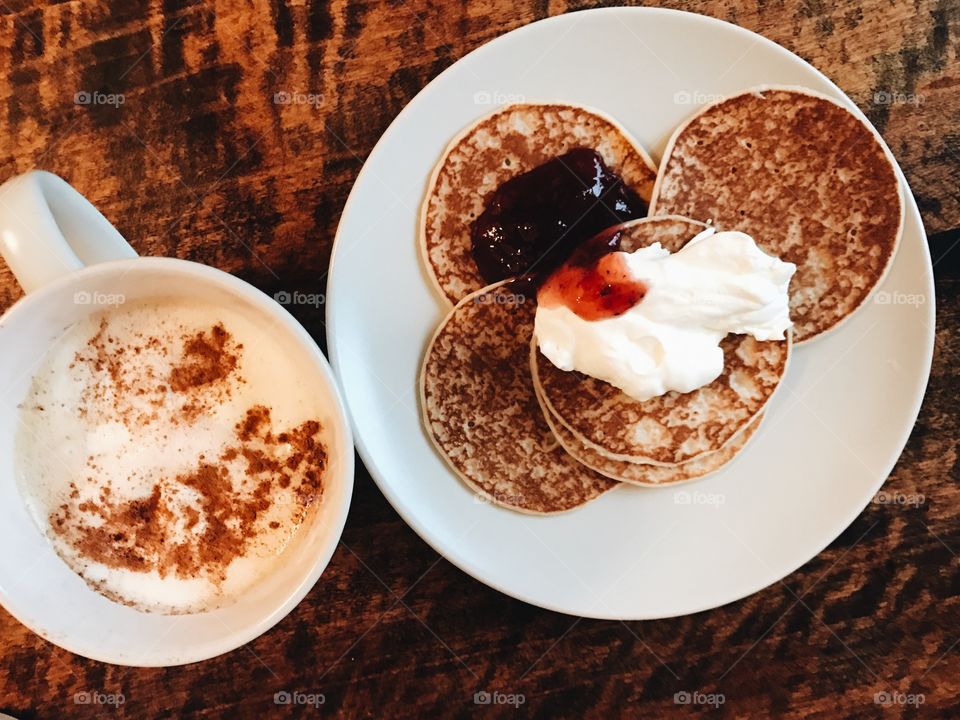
{"left": 72, "top": 317, "right": 243, "bottom": 429}
{"left": 168, "top": 323, "right": 238, "bottom": 392}
{"left": 51, "top": 409, "right": 327, "bottom": 584}
{"left": 237, "top": 405, "right": 271, "bottom": 442}
{"left": 49, "top": 314, "right": 327, "bottom": 591}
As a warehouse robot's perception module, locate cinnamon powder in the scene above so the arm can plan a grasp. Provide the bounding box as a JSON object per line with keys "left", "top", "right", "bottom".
{"left": 50, "top": 320, "right": 327, "bottom": 590}
{"left": 72, "top": 319, "right": 244, "bottom": 428}
{"left": 168, "top": 323, "right": 239, "bottom": 392}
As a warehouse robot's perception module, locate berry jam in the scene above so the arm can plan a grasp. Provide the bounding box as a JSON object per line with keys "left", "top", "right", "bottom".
{"left": 470, "top": 148, "right": 646, "bottom": 285}
{"left": 537, "top": 228, "right": 648, "bottom": 321}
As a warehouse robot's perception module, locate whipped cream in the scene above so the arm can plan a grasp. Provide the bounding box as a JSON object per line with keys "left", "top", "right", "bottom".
{"left": 534, "top": 228, "right": 796, "bottom": 401}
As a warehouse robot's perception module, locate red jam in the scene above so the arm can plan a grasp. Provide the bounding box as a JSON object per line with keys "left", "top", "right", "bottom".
{"left": 537, "top": 228, "right": 647, "bottom": 321}
{"left": 470, "top": 148, "right": 646, "bottom": 284}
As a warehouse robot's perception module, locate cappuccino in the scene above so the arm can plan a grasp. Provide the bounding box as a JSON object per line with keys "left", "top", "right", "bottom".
{"left": 15, "top": 297, "right": 330, "bottom": 614}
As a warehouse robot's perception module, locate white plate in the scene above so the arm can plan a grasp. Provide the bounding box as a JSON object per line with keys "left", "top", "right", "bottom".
{"left": 327, "top": 7, "right": 934, "bottom": 619}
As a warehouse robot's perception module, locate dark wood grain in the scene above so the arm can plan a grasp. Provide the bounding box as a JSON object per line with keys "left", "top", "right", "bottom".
{"left": 0, "top": 1, "right": 958, "bottom": 717}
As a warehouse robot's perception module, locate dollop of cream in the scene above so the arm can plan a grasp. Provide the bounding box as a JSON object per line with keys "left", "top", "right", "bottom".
{"left": 534, "top": 228, "right": 796, "bottom": 401}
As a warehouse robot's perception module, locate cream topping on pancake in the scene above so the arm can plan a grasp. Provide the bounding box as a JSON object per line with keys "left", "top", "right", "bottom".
{"left": 534, "top": 228, "right": 795, "bottom": 402}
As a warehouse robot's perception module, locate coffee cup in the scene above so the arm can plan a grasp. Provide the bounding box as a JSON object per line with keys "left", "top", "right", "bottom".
{"left": 0, "top": 170, "right": 353, "bottom": 666}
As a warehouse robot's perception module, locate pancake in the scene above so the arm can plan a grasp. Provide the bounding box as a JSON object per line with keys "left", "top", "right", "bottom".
{"left": 649, "top": 86, "right": 904, "bottom": 343}
{"left": 536, "top": 375, "right": 762, "bottom": 485}
{"left": 554, "top": 412, "right": 761, "bottom": 486}
{"left": 530, "top": 216, "right": 791, "bottom": 466}
{"left": 420, "top": 280, "right": 618, "bottom": 514}
{"left": 420, "top": 103, "right": 659, "bottom": 304}
{"left": 614, "top": 214, "right": 708, "bottom": 254}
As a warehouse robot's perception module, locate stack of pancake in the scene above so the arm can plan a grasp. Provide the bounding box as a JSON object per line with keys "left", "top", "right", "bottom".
{"left": 419, "top": 91, "right": 903, "bottom": 514}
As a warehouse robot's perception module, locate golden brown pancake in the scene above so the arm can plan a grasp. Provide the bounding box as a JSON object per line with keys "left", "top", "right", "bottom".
{"left": 536, "top": 377, "right": 762, "bottom": 485}
{"left": 649, "top": 86, "right": 904, "bottom": 343}
{"left": 420, "top": 280, "right": 618, "bottom": 514}
{"left": 420, "top": 103, "right": 659, "bottom": 304}
{"left": 530, "top": 216, "right": 791, "bottom": 466}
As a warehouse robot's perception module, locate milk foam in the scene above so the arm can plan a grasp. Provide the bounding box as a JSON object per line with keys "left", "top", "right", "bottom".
{"left": 15, "top": 297, "right": 329, "bottom": 614}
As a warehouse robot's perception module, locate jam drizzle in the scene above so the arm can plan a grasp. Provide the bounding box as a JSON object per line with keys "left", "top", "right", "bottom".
{"left": 470, "top": 148, "right": 646, "bottom": 285}
{"left": 537, "top": 228, "right": 648, "bottom": 321}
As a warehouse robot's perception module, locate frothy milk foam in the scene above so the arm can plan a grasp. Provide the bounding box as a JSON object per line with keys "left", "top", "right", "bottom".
{"left": 15, "top": 297, "right": 330, "bottom": 614}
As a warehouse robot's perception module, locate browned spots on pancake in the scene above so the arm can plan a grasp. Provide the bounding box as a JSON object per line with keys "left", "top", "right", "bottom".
{"left": 651, "top": 87, "right": 903, "bottom": 343}
{"left": 535, "top": 334, "right": 788, "bottom": 465}
{"left": 420, "top": 281, "right": 616, "bottom": 514}
{"left": 421, "top": 104, "right": 659, "bottom": 304}
{"left": 538, "top": 386, "right": 763, "bottom": 485}
{"left": 531, "top": 216, "right": 790, "bottom": 466}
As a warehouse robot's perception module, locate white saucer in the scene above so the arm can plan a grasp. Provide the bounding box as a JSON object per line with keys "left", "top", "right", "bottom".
{"left": 327, "top": 7, "right": 934, "bottom": 619}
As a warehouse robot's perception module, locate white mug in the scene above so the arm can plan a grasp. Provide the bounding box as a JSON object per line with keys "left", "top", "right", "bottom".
{"left": 0, "top": 170, "right": 354, "bottom": 666}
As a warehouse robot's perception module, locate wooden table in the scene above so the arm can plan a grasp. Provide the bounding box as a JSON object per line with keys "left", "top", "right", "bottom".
{"left": 0, "top": 1, "right": 957, "bottom": 717}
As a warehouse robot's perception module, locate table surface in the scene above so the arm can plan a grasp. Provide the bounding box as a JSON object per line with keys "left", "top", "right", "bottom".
{"left": 0, "top": 0, "right": 957, "bottom": 717}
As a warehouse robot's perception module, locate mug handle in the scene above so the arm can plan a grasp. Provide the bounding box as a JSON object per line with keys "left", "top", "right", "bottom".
{"left": 0, "top": 170, "right": 137, "bottom": 294}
